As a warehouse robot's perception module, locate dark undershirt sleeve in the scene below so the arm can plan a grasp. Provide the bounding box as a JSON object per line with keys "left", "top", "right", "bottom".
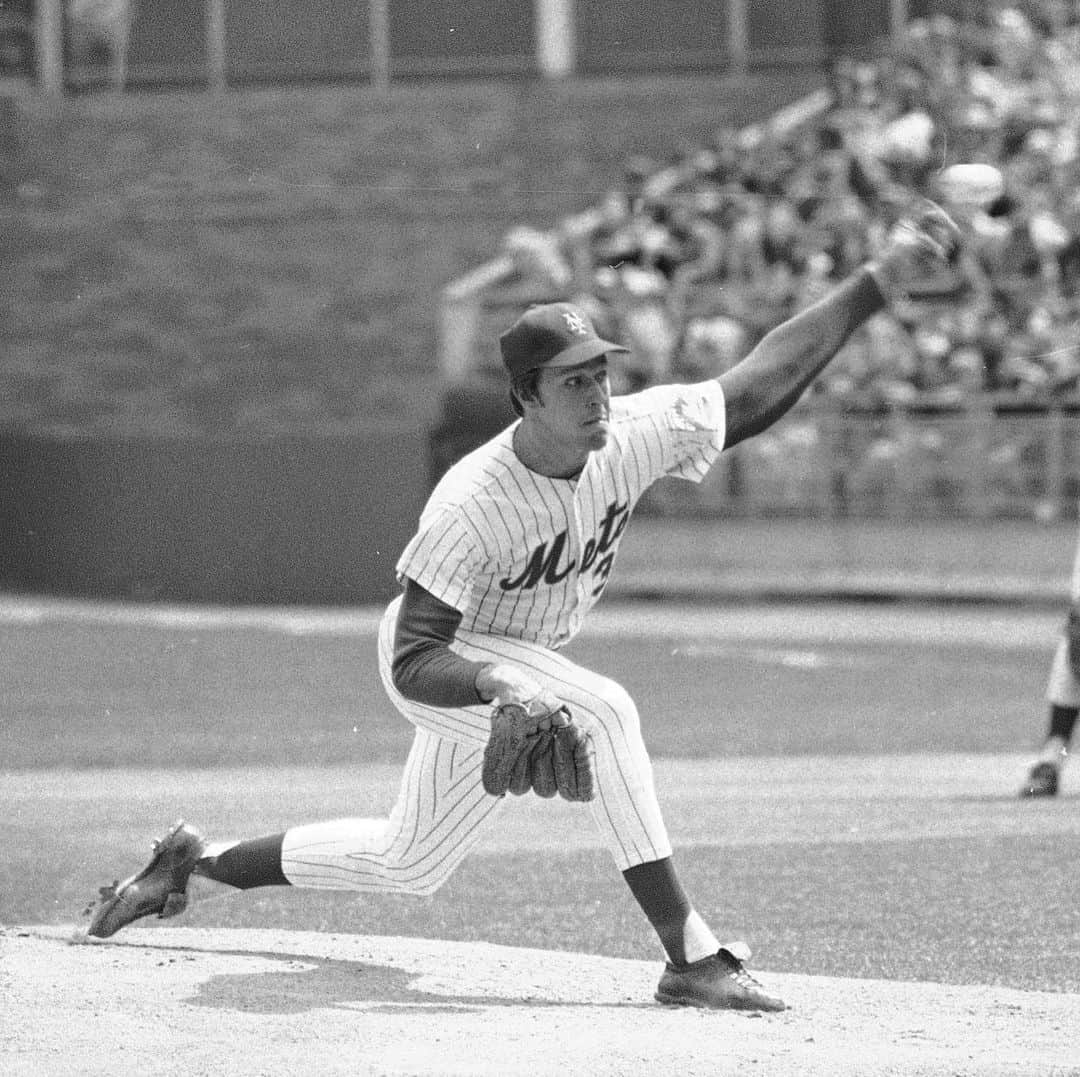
{"left": 391, "top": 577, "right": 490, "bottom": 708}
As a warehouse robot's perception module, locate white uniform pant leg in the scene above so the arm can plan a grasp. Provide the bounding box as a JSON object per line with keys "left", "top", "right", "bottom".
{"left": 453, "top": 626, "right": 673, "bottom": 872}
{"left": 280, "top": 599, "right": 503, "bottom": 895}
{"left": 1046, "top": 517, "right": 1080, "bottom": 707}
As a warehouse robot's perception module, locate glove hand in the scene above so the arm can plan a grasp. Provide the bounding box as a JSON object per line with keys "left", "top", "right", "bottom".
{"left": 482, "top": 690, "right": 567, "bottom": 798}
{"left": 867, "top": 199, "right": 961, "bottom": 304}
{"left": 482, "top": 690, "right": 595, "bottom": 802}
{"left": 476, "top": 662, "right": 545, "bottom": 710}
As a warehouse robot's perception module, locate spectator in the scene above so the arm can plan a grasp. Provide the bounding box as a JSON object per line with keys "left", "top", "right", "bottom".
{"left": 502, "top": 226, "right": 574, "bottom": 296}
{"left": 673, "top": 313, "right": 750, "bottom": 383}
{"left": 486, "top": 3, "right": 1080, "bottom": 421}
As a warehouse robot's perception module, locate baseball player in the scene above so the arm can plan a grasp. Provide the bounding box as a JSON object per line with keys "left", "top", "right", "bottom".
{"left": 1020, "top": 518, "right": 1080, "bottom": 797}
{"left": 84, "top": 201, "right": 960, "bottom": 1012}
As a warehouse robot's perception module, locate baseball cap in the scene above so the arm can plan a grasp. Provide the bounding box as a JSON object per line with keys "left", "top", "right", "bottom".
{"left": 499, "top": 302, "right": 628, "bottom": 381}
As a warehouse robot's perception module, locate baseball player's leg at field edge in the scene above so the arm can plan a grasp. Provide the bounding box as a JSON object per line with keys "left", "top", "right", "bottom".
{"left": 1021, "top": 580, "right": 1080, "bottom": 797}
{"left": 1020, "top": 701, "right": 1076, "bottom": 798}
{"left": 1038, "top": 703, "right": 1074, "bottom": 779}
{"left": 1020, "top": 522, "right": 1080, "bottom": 798}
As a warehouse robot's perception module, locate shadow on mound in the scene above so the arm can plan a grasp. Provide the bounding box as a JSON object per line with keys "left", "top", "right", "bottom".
{"left": 131, "top": 942, "right": 655, "bottom": 1014}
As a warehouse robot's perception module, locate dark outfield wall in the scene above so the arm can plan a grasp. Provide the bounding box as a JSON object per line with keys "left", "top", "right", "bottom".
{"left": 0, "top": 426, "right": 427, "bottom": 605}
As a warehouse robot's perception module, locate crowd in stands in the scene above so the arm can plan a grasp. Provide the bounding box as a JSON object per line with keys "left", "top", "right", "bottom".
{"left": 496, "top": 0, "right": 1080, "bottom": 417}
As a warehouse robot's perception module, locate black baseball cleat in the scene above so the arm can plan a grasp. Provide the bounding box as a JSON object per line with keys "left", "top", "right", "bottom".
{"left": 655, "top": 943, "right": 787, "bottom": 1012}
{"left": 1019, "top": 761, "right": 1059, "bottom": 798}
{"left": 84, "top": 820, "right": 206, "bottom": 938}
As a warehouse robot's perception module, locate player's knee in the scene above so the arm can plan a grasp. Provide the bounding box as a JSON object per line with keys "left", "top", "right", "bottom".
{"left": 383, "top": 847, "right": 458, "bottom": 896}
{"left": 583, "top": 677, "right": 642, "bottom": 738}
{"left": 398, "top": 874, "right": 447, "bottom": 897}
{"left": 378, "top": 866, "right": 452, "bottom": 897}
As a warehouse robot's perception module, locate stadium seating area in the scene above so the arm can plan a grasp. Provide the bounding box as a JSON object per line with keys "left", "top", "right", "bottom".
{"left": 493, "top": 2, "right": 1080, "bottom": 407}
{"left": 440, "top": 2, "right": 1080, "bottom": 517}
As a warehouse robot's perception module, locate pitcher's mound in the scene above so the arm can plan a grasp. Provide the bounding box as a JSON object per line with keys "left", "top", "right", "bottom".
{"left": 5, "top": 925, "right": 1078, "bottom": 1076}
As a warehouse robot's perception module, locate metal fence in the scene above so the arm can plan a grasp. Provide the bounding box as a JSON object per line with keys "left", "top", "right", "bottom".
{"left": 10, "top": 0, "right": 927, "bottom": 93}
{"left": 644, "top": 405, "right": 1080, "bottom": 521}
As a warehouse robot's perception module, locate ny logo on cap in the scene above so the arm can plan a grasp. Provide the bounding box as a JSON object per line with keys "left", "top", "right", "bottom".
{"left": 562, "top": 311, "right": 589, "bottom": 336}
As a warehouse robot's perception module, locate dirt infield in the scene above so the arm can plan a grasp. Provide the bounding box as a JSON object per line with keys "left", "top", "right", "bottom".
{"left": 5, "top": 926, "right": 1078, "bottom": 1077}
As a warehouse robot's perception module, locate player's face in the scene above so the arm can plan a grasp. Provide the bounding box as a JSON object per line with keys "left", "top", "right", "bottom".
{"left": 531, "top": 356, "right": 612, "bottom": 465}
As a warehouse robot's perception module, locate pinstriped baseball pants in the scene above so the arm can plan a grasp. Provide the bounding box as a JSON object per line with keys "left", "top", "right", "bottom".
{"left": 280, "top": 596, "right": 674, "bottom": 892}
{"left": 1046, "top": 516, "right": 1080, "bottom": 707}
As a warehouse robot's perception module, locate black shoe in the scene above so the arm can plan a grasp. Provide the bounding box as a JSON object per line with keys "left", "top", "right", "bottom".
{"left": 1019, "top": 761, "right": 1059, "bottom": 798}
{"left": 655, "top": 943, "right": 787, "bottom": 1012}
{"left": 85, "top": 821, "right": 206, "bottom": 938}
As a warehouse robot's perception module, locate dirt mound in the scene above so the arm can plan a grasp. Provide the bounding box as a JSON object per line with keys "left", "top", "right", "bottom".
{"left": 5, "top": 925, "right": 1077, "bottom": 1076}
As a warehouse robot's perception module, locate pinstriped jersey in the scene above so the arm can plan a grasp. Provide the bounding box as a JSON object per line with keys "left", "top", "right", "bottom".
{"left": 396, "top": 380, "right": 726, "bottom": 649}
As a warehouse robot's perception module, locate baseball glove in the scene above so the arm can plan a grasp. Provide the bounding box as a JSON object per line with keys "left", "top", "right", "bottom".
{"left": 482, "top": 691, "right": 596, "bottom": 803}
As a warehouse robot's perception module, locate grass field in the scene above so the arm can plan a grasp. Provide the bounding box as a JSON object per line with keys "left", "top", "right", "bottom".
{"left": 2, "top": 594, "right": 1077, "bottom": 992}
{"left": 4, "top": 594, "right": 1079, "bottom": 1074}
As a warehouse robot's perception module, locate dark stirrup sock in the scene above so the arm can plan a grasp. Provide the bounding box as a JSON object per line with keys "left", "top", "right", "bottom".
{"left": 198, "top": 833, "right": 290, "bottom": 889}
{"left": 622, "top": 857, "right": 693, "bottom": 965}
{"left": 1049, "top": 704, "right": 1079, "bottom": 745}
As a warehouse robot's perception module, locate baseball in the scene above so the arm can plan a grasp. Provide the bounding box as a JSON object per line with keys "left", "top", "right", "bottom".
{"left": 935, "top": 163, "right": 1004, "bottom": 208}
